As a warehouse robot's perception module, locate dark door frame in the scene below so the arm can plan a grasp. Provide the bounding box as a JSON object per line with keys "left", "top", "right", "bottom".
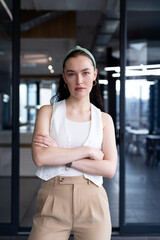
{"left": 0, "top": 0, "right": 20, "bottom": 235}
{"left": 119, "top": 0, "right": 127, "bottom": 234}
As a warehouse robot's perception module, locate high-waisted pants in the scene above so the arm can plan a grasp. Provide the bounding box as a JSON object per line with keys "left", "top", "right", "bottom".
{"left": 28, "top": 176, "right": 111, "bottom": 240}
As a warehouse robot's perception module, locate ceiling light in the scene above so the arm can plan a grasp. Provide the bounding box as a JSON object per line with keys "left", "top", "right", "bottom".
{"left": 105, "top": 64, "right": 160, "bottom": 72}
{"left": 23, "top": 54, "right": 47, "bottom": 59}
{"left": 48, "top": 65, "right": 53, "bottom": 70}
{"left": 48, "top": 57, "right": 52, "bottom": 61}
{"left": 3, "top": 94, "right": 10, "bottom": 103}
{"left": 105, "top": 64, "right": 160, "bottom": 77}
{"left": 104, "top": 66, "right": 120, "bottom": 72}
{"left": 112, "top": 69, "right": 160, "bottom": 77}
{"left": 22, "top": 53, "right": 48, "bottom": 64}
{"left": 50, "top": 69, "right": 54, "bottom": 74}
{"left": 99, "top": 79, "right": 108, "bottom": 85}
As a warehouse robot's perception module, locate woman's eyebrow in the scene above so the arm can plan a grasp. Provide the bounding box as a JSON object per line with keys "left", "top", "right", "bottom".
{"left": 66, "top": 69, "right": 75, "bottom": 73}
{"left": 81, "top": 68, "right": 91, "bottom": 71}
{"left": 66, "top": 68, "right": 91, "bottom": 73}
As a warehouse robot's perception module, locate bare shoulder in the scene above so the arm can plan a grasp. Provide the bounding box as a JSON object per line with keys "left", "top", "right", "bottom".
{"left": 38, "top": 104, "right": 52, "bottom": 112}
{"left": 37, "top": 105, "right": 53, "bottom": 118}
{"left": 101, "top": 112, "right": 114, "bottom": 129}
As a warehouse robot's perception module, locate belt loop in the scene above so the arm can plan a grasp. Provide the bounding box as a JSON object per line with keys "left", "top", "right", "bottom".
{"left": 88, "top": 179, "right": 90, "bottom": 185}
{"left": 54, "top": 176, "right": 58, "bottom": 186}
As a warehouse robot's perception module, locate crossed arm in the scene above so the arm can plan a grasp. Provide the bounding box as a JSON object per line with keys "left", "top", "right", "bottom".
{"left": 32, "top": 105, "right": 117, "bottom": 178}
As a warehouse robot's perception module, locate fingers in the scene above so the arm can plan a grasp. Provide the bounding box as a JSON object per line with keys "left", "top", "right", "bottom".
{"left": 34, "top": 142, "right": 48, "bottom": 148}
{"left": 33, "top": 133, "right": 58, "bottom": 148}
{"left": 89, "top": 149, "right": 104, "bottom": 161}
{"left": 93, "top": 152, "right": 104, "bottom": 161}
{"left": 34, "top": 136, "right": 51, "bottom": 145}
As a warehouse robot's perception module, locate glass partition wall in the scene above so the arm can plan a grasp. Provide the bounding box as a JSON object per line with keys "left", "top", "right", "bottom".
{"left": 125, "top": 68, "right": 160, "bottom": 223}
{"left": 125, "top": 1, "right": 160, "bottom": 230}
{"left": 19, "top": 81, "right": 57, "bottom": 227}
{"left": 105, "top": 0, "right": 160, "bottom": 234}
{"left": 118, "top": 0, "right": 160, "bottom": 234}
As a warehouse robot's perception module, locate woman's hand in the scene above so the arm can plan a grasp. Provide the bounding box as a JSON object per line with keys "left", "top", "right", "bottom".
{"left": 88, "top": 147, "right": 104, "bottom": 161}
{"left": 33, "top": 133, "right": 58, "bottom": 148}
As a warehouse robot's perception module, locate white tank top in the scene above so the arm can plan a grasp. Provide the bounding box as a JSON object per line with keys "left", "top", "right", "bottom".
{"left": 36, "top": 100, "right": 103, "bottom": 186}
{"left": 65, "top": 118, "right": 91, "bottom": 148}
{"left": 61, "top": 118, "right": 91, "bottom": 177}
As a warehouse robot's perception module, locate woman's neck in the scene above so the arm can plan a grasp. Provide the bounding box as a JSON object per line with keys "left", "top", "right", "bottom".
{"left": 66, "top": 96, "right": 91, "bottom": 112}
{"left": 65, "top": 97, "right": 91, "bottom": 122}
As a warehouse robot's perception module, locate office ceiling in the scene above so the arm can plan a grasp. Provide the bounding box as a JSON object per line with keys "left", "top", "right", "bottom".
{"left": 1, "top": 0, "right": 160, "bottom": 79}
{"left": 20, "top": 0, "right": 120, "bottom": 77}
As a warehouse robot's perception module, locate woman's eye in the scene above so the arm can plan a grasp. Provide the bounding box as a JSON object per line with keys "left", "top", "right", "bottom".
{"left": 83, "top": 72, "right": 89, "bottom": 75}
{"left": 68, "top": 73, "right": 75, "bottom": 77}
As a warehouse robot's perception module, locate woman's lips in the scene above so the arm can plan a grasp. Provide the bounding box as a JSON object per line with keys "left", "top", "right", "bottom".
{"left": 75, "top": 87, "right": 85, "bottom": 91}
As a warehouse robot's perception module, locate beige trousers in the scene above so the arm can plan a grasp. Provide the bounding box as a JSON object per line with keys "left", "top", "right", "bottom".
{"left": 28, "top": 176, "right": 111, "bottom": 240}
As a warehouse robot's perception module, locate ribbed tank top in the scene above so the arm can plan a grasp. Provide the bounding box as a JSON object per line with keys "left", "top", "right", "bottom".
{"left": 61, "top": 118, "right": 91, "bottom": 177}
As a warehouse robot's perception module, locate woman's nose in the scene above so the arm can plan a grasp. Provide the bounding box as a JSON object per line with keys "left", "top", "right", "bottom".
{"left": 77, "top": 74, "right": 83, "bottom": 84}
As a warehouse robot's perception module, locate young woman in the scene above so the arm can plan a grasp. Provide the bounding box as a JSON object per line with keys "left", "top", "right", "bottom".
{"left": 29, "top": 46, "right": 117, "bottom": 240}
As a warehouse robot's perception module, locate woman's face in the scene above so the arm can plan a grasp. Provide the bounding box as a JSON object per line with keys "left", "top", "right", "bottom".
{"left": 62, "top": 55, "right": 98, "bottom": 100}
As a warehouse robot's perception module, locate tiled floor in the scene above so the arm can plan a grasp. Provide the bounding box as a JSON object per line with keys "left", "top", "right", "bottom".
{"left": 105, "top": 149, "right": 160, "bottom": 227}
{"left": 125, "top": 153, "right": 160, "bottom": 224}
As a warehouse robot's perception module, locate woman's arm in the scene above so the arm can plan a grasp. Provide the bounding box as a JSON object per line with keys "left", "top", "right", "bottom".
{"left": 32, "top": 105, "right": 104, "bottom": 167}
{"left": 72, "top": 113, "right": 118, "bottom": 178}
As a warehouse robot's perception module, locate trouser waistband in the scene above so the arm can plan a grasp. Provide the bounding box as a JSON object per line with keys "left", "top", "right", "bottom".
{"left": 42, "top": 175, "right": 92, "bottom": 186}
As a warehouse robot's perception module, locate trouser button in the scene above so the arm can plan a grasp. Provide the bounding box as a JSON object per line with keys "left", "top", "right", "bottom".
{"left": 60, "top": 177, "right": 64, "bottom": 182}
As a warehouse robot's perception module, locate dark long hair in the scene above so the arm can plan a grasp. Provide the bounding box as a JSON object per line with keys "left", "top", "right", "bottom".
{"left": 51, "top": 50, "right": 104, "bottom": 112}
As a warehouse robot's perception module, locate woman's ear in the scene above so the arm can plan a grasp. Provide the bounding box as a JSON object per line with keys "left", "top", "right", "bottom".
{"left": 94, "top": 68, "right": 98, "bottom": 81}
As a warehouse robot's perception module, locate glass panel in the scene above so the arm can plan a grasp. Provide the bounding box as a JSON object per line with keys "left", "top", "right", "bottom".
{"left": 19, "top": 81, "right": 57, "bottom": 227}
{"left": 0, "top": 0, "right": 13, "bottom": 223}
{"left": 19, "top": 82, "right": 38, "bottom": 227}
{"left": 125, "top": 0, "right": 160, "bottom": 224}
